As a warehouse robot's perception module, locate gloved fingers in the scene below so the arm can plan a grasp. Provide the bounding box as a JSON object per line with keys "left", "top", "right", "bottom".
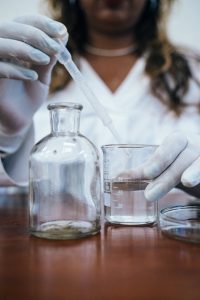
{"left": 14, "top": 15, "right": 68, "bottom": 40}
{"left": 33, "top": 55, "right": 57, "bottom": 85}
{"left": 141, "top": 132, "right": 188, "bottom": 179}
{"left": 0, "top": 61, "right": 38, "bottom": 80}
{"left": 15, "top": 15, "right": 68, "bottom": 49}
{"left": 181, "top": 156, "right": 200, "bottom": 187}
{"left": 0, "top": 21, "right": 62, "bottom": 56}
{"left": 145, "top": 143, "right": 200, "bottom": 201}
{"left": 125, "top": 133, "right": 188, "bottom": 181}
{"left": 0, "top": 38, "right": 50, "bottom": 65}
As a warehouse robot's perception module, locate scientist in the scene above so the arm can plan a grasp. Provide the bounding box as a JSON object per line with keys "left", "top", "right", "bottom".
{"left": 0, "top": 0, "right": 200, "bottom": 202}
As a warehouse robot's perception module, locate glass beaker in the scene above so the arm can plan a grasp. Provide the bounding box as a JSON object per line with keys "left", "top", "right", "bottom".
{"left": 29, "top": 102, "right": 101, "bottom": 239}
{"left": 101, "top": 144, "right": 157, "bottom": 226}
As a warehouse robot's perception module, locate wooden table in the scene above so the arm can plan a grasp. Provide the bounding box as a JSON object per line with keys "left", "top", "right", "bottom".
{"left": 0, "top": 191, "right": 200, "bottom": 300}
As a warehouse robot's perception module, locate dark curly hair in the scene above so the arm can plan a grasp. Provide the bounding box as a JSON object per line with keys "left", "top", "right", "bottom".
{"left": 45, "top": 0, "right": 200, "bottom": 114}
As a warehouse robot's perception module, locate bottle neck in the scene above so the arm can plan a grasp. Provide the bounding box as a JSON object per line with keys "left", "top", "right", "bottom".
{"left": 49, "top": 104, "right": 82, "bottom": 135}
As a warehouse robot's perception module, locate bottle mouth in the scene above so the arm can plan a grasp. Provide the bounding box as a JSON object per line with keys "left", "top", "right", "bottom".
{"left": 47, "top": 102, "right": 83, "bottom": 111}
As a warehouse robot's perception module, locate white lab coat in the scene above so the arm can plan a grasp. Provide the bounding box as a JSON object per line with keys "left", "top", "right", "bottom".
{"left": 1, "top": 56, "right": 200, "bottom": 196}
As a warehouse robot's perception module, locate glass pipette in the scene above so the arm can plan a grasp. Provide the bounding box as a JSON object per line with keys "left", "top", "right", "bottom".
{"left": 56, "top": 42, "right": 122, "bottom": 144}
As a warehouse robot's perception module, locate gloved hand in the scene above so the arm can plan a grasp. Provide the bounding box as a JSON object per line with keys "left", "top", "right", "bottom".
{"left": 0, "top": 14, "right": 68, "bottom": 139}
{"left": 134, "top": 132, "right": 200, "bottom": 201}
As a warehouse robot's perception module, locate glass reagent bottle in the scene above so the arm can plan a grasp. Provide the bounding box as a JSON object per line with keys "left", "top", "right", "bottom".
{"left": 29, "top": 102, "right": 101, "bottom": 239}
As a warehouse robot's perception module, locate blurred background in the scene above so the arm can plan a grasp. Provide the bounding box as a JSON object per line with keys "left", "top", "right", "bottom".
{"left": 0, "top": 0, "right": 199, "bottom": 51}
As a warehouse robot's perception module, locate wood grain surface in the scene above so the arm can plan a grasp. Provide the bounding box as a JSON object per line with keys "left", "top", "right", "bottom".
{"left": 0, "top": 191, "right": 200, "bottom": 300}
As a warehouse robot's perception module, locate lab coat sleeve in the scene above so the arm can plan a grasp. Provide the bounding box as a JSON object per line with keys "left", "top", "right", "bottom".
{"left": 0, "top": 77, "right": 49, "bottom": 186}
{"left": 0, "top": 123, "right": 34, "bottom": 186}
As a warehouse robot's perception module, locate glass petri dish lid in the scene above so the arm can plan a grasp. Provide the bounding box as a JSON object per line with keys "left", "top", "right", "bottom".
{"left": 159, "top": 205, "right": 200, "bottom": 243}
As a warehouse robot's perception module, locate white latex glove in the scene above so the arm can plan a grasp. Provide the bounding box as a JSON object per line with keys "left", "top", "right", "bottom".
{"left": 133, "top": 132, "right": 200, "bottom": 201}
{"left": 0, "top": 15, "right": 68, "bottom": 152}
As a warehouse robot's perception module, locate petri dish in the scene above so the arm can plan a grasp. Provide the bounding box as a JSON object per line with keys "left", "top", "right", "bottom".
{"left": 159, "top": 205, "right": 200, "bottom": 243}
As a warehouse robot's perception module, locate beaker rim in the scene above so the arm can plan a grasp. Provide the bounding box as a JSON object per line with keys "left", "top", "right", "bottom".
{"left": 47, "top": 102, "right": 83, "bottom": 111}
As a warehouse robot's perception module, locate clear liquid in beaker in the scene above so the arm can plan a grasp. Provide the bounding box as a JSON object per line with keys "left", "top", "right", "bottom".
{"left": 104, "top": 180, "right": 157, "bottom": 225}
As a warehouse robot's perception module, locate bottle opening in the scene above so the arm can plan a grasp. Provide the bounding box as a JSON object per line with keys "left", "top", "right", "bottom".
{"left": 47, "top": 102, "right": 83, "bottom": 111}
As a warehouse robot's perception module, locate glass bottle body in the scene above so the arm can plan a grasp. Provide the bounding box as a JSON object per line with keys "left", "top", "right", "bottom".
{"left": 29, "top": 103, "right": 101, "bottom": 239}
